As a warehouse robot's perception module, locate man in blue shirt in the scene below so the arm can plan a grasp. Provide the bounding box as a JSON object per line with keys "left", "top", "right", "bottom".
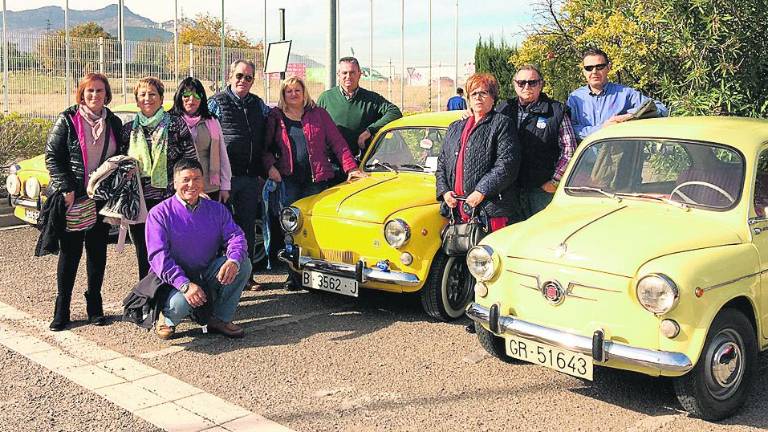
{"left": 567, "top": 48, "right": 668, "bottom": 141}
{"left": 446, "top": 87, "right": 467, "bottom": 111}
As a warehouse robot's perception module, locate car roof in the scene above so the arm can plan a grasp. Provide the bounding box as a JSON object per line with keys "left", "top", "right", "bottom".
{"left": 587, "top": 116, "right": 768, "bottom": 151}
{"left": 381, "top": 111, "right": 463, "bottom": 130}
{"left": 110, "top": 101, "right": 174, "bottom": 113}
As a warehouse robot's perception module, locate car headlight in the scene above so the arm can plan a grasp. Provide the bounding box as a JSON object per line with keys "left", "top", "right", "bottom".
{"left": 5, "top": 174, "right": 20, "bottom": 196}
{"left": 384, "top": 219, "right": 410, "bottom": 248}
{"left": 24, "top": 176, "right": 41, "bottom": 199}
{"left": 636, "top": 274, "right": 679, "bottom": 314}
{"left": 8, "top": 164, "right": 20, "bottom": 175}
{"left": 466, "top": 245, "right": 499, "bottom": 282}
{"left": 279, "top": 206, "right": 302, "bottom": 233}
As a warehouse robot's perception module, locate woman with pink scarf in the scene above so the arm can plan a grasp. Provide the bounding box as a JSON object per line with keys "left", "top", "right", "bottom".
{"left": 44, "top": 73, "right": 123, "bottom": 331}
{"left": 170, "top": 77, "right": 232, "bottom": 202}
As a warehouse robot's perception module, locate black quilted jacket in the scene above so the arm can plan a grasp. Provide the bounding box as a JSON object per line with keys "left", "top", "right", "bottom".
{"left": 436, "top": 110, "right": 520, "bottom": 218}
{"left": 45, "top": 105, "right": 124, "bottom": 198}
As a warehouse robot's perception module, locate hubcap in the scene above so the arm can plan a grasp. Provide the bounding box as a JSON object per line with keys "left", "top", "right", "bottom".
{"left": 446, "top": 258, "right": 472, "bottom": 310}
{"left": 705, "top": 329, "right": 745, "bottom": 400}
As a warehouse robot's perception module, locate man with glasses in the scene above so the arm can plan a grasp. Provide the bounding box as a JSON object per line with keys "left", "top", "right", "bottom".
{"left": 208, "top": 59, "right": 273, "bottom": 290}
{"left": 496, "top": 64, "right": 576, "bottom": 218}
{"left": 317, "top": 57, "right": 402, "bottom": 163}
{"left": 567, "top": 47, "right": 668, "bottom": 141}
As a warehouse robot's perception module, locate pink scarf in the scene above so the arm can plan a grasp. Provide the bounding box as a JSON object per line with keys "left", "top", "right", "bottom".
{"left": 182, "top": 114, "right": 222, "bottom": 186}
{"left": 79, "top": 104, "right": 106, "bottom": 141}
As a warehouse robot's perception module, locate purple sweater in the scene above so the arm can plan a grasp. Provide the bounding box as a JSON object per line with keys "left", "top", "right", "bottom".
{"left": 145, "top": 196, "right": 247, "bottom": 290}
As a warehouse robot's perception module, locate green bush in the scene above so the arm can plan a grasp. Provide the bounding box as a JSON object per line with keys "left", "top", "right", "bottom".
{"left": 0, "top": 113, "right": 51, "bottom": 166}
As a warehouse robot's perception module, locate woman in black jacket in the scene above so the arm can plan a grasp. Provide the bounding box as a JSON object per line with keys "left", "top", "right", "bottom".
{"left": 436, "top": 72, "right": 521, "bottom": 231}
{"left": 45, "top": 73, "right": 123, "bottom": 331}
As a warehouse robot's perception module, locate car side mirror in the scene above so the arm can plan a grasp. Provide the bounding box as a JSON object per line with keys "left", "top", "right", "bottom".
{"left": 420, "top": 139, "right": 434, "bottom": 150}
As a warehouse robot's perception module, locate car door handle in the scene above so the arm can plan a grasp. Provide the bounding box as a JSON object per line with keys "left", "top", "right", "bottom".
{"left": 754, "top": 227, "right": 764, "bottom": 235}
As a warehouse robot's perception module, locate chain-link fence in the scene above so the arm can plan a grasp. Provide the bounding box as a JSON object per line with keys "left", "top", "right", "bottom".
{"left": 1, "top": 32, "right": 462, "bottom": 119}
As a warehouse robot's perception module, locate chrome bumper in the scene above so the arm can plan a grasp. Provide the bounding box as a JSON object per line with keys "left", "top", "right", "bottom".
{"left": 466, "top": 303, "right": 693, "bottom": 374}
{"left": 10, "top": 195, "right": 40, "bottom": 209}
{"left": 277, "top": 248, "right": 420, "bottom": 286}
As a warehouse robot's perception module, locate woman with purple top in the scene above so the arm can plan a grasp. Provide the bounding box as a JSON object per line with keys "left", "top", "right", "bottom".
{"left": 45, "top": 73, "right": 123, "bottom": 331}
{"left": 120, "top": 76, "right": 196, "bottom": 281}
{"left": 170, "top": 77, "right": 232, "bottom": 203}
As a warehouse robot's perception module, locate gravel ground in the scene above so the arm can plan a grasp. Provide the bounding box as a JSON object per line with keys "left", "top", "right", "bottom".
{"left": 0, "top": 346, "right": 161, "bottom": 432}
{"left": 1, "top": 226, "right": 767, "bottom": 431}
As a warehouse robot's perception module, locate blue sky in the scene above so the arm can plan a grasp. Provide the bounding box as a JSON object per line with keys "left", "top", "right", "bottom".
{"left": 11, "top": 0, "right": 534, "bottom": 69}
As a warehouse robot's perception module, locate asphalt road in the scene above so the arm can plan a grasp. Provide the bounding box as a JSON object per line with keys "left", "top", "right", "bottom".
{"left": 0, "top": 199, "right": 24, "bottom": 229}
{"left": 0, "top": 226, "right": 766, "bottom": 431}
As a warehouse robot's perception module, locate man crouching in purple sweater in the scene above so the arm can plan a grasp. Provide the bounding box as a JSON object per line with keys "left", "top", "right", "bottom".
{"left": 146, "top": 158, "right": 251, "bottom": 340}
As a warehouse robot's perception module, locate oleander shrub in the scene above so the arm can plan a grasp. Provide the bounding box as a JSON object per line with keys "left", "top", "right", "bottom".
{"left": 0, "top": 113, "right": 51, "bottom": 166}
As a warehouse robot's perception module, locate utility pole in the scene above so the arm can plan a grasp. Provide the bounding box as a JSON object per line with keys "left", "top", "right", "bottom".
{"left": 174, "top": 0, "right": 178, "bottom": 84}
{"left": 221, "top": 0, "right": 226, "bottom": 90}
{"left": 279, "top": 8, "right": 285, "bottom": 81}
{"left": 400, "top": 0, "right": 404, "bottom": 111}
{"left": 65, "top": 0, "right": 71, "bottom": 104}
{"left": 428, "top": 0, "right": 432, "bottom": 112}
{"left": 454, "top": 0, "right": 459, "bottom": 90}
{"left": 2, "top": 0, "right": 8, "bottom": 114}
{"left": 369, "top": 0, "right": 373, "bottom": 84}
{"left": 119, "top": 0, "right": 126, "bottom": 103}
{"left": 327, "top": 0, "right": 337, "bottom": 89}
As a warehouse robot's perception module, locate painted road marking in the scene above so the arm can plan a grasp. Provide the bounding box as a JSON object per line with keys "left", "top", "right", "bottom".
{"left": 0, "top": 301, "right": 294, "bottom": 432}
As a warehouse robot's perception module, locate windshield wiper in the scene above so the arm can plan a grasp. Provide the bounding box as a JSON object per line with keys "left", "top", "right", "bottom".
{"left": 400, "top": 163, "right": 427, "bottom": 171}
{"left": 614, "top": 192, "right": 689, "bottom": 210}
{"left": 564, "top": 186, "right": 621, "bottom": 201}
{"left": 364, "top": 161, "right": 398, "bottom": 174}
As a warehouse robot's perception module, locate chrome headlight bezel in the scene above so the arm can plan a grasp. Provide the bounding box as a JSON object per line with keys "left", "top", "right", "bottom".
{"left": 24, "top": 176, "right": 41, "bottom": 199}
{"left": 5, "top": 174, "right": 20, "bottom": 196}
{"left": 636, "top": 273, "right": 679, "bottom": 315}
{"left": 384, "top": 219, "right": 410, "bottom": 248}
{"left": 466, "top": 245, "right": 499, "bottom": 282}
{"left": 279, "top": 206, "right": 302, "bottom": 233}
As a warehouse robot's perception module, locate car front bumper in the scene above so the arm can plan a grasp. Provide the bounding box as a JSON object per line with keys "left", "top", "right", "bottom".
{"left": 278, "top": 247, "right": 420, "bottom": 286}
{"left": 466, "top": 302, "right": 693, "bottom": 374}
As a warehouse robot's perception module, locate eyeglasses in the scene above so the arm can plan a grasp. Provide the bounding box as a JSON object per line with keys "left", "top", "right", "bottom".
{"left": 583, "top": 63, "right": 608, "bottom": 72}
{"left": 514, "top": 79, "right": 542, "bottom": 88}
{"left": 235, "top": 73, "right": 254, "bottom": 82}
{"left": 181, "top": 91, "right": 201, "bottom": 100}
{"left": 469, "top": 90, "right": 490, "bottom": 99}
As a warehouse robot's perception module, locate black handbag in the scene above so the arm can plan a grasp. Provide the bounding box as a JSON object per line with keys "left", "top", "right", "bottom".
{"left": 440, "top": 204, "right": 488, "bottom": 256}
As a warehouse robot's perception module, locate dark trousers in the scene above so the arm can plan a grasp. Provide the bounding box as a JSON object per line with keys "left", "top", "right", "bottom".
{"left": 53, "top": 218, "right": 110, "bottom": 323}
{"left": 129, "top": 198, "right": 162, "bottom": 281}
{"left": 229, "top": 176, "right": 262, "bottom": 273}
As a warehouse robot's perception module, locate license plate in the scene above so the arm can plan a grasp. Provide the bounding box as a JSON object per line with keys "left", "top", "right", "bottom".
{"left": 24, "top": 209, "right": 40, "bottom": 223}
{"left": 302, "top": 270, "right": 358, "bottom": 297}
{"left": 505, "top": 334, "right": 593, "bottom": 380}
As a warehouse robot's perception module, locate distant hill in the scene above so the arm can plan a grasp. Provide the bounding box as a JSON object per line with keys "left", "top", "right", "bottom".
{"left": 5, "top": 4, "right": 172, "bottom": 41}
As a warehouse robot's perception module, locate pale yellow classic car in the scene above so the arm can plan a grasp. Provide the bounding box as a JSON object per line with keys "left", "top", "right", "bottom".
{"left": 279, "top": 111, "right": 472, "bottom": 321}
{"left": 466, "top": 116, "right": 768, "bottom": 420}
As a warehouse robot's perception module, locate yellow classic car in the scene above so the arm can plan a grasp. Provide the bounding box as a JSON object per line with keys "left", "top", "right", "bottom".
{"left": 279, "top": 111, "right": 471, "bottom": 321}
{"left": 466, "top": 116, "right": 768, "bottom": 420}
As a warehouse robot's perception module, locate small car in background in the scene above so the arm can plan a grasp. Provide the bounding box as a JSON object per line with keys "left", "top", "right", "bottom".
{"left": 466, "top": 116, "right": 768, "bottom": 420}
{"left": 279, "top": 111, "right": 471, "bottom": 321}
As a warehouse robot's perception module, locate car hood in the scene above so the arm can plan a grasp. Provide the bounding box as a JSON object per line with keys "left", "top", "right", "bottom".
{"left": 16, "top": 154, "right": 47, "bottom": 173}
{"left": 297, "top": 173, "right": 438, "bottom": 223}
{"left": 488, "top": 202, "right": 744, "bottom": 277}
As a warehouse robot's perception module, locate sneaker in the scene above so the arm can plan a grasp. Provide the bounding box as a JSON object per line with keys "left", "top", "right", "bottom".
{"left": 156, "top": 324, "right": 176, "bottom": 340}
{"left": 207, "top": 317, "right": 244, "bottom": 338}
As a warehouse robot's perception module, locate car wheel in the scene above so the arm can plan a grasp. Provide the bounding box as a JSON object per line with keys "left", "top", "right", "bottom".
{"left": 251, "top": 218, "right": 267, "bottom": 266}
{"left": 420, "top": 251, "right": 474, "bottom": 321}
{"left": 475, "top": 321, "right": 514, "bottom": 362}
{"left": 672, "top": 308, "right": 757, "bottom": 421}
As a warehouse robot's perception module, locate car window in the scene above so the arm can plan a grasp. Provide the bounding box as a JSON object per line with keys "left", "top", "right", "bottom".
{"left": 754, "top": 150, "right": 768, "bottom": 217}
{"left": 567, "top": 139, "right": 744, "bottom": 209}
{"left": 364, "top": 127, "right": 446, "bottom": 173}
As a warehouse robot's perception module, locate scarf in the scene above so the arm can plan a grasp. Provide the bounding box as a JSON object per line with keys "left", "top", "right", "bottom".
{"left": 78, "top": 104, "right": 106, "bottom": 141}
{"left": 127, "top": 109, "right": 169, "bottom": 189}
{"left": 182, "top": 114, "right": 222, "bottom": 186}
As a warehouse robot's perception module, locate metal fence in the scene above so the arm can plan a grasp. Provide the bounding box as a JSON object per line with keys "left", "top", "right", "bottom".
{"left": 1, "top": 32, "right": 461, "bottom": 119}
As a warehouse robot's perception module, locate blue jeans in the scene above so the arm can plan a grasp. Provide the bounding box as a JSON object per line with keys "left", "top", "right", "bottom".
{"left": 229, "top": 176, "right": 262, "bottom": 267}
{"left": 519, "top": 187, "right": 554, "bottom": 220}
{"left": 282, "top": 176, "right": 327, "bottom": 207}
{"left": 163, "top": 256, "right": 252, "bottom": 326}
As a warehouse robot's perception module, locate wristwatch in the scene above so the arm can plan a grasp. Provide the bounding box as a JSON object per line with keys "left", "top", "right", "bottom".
{"left": 550, "top": 179, "right": 560, "bottom": 187}
{"left": 180, "top": 282, "right": 190, "bottom": 294}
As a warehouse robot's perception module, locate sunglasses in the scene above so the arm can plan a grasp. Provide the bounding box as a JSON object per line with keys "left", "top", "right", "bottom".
{"left": 514, "top": 79, "right": 542, "bottom": 88}
{"left": 181, "top": 91, "right": 201, "bottom": 100}
{"left": 583, "top": 63, "right": 608, "bottom": 72}
{"left": 235, "top": 72, "right": 254, "bottom": 82}
{"left": 469, "top": 90, "right": 490, "bottom": 99}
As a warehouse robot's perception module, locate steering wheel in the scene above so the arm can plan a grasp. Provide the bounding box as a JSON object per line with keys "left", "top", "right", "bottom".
{"left": 670, "top": 181, "right": 734, "bottom": 205}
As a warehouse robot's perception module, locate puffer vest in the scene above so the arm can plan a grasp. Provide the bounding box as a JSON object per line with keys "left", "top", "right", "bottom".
{"left": 211, "top": 89, "right": 266, "bottom": 177}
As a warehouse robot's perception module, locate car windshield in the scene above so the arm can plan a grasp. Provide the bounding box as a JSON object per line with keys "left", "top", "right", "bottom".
{"left": 565, "top": 139, "right": 744, "bottom": 210}
{"left": 364, "top": 127, "right": 447, "bottom": 174}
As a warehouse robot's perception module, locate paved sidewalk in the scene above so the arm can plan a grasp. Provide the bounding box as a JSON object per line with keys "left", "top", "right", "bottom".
{"left": 0, "top": 301, "right": 294, "bottom": 432}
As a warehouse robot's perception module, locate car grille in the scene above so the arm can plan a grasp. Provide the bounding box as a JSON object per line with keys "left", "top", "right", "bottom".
{"left": 320, "top": 249, "right": 357, "bottom": 264}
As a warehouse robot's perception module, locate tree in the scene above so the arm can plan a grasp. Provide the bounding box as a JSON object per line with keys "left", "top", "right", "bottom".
{"left": 511, "top": 0, "right": 768, "bottom": 117}
{"left": 474, "top": 37, "right": 517, "bottom": 101}
{"left": 36, "top": 22, "right": 115, "bottom": 73}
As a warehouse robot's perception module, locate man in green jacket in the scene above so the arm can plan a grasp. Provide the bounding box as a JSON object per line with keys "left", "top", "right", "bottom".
{"left": 317, "top": 57, "right": 402, "bottom": 160}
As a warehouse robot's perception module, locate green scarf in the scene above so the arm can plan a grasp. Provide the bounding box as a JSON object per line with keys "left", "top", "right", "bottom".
{"left": 128, "top": 109, "right": 169, "bottom": 189}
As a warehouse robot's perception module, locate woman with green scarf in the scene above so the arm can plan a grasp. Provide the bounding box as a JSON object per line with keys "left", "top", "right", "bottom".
{"left": 120, "top": 76, "right": 196, "bottom": 280}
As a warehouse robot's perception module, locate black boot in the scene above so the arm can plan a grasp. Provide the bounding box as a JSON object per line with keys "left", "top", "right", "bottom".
{"left": 50, "top": 294, "right": 71, "bottom": 331}
{"left": 84, "top": 292, "right": 105, "bottom": 326}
